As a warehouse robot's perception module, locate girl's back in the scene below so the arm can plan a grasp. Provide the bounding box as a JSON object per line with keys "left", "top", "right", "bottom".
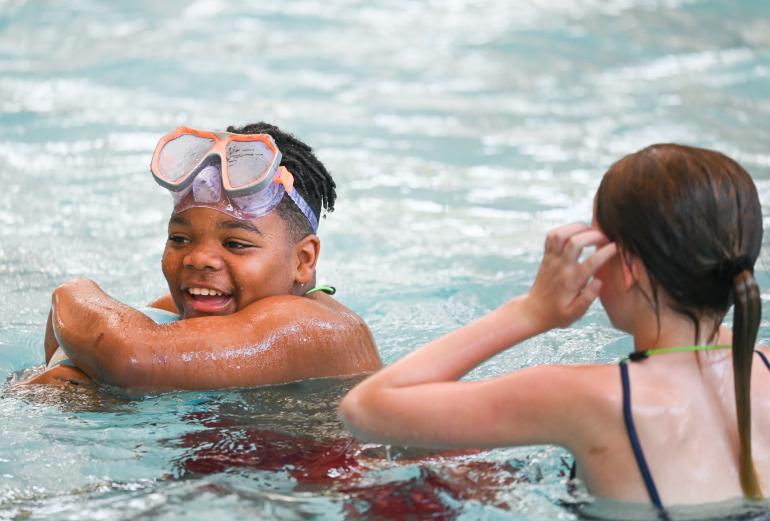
{"left": 576, "top": 347, "right": 770, "bottom": 504}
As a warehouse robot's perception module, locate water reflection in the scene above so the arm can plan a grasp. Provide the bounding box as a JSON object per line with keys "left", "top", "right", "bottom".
{"left": 167, "top": 377, "right": 554, "bottom": 519}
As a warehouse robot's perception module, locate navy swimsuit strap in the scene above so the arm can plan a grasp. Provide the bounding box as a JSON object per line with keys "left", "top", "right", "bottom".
{"left": 755, "top": 350, "right": 770, "bottom": 372}
{"left": 620, "top": 362, "right": 667, "bottom": 513}
{"left": 575, "top": 351, "right": 770, "bottom": 513}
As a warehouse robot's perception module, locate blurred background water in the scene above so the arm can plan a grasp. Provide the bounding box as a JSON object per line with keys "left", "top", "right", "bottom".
{"left": 1, "top": 0, "right": 769, "bottom": 519}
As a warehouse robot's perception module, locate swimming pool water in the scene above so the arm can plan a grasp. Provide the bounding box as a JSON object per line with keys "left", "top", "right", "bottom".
{"left": 1, "top": 0, "right": 770, "bottom": 519}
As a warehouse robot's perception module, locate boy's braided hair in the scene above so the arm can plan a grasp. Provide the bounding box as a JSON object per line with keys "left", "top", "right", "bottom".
{"left": 226, "top": 122, "right": 336, "bottom": 241}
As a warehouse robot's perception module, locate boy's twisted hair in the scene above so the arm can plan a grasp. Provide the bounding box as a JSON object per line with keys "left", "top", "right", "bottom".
{"left": 227, "top": 122, "right": 336, "bottom": 241}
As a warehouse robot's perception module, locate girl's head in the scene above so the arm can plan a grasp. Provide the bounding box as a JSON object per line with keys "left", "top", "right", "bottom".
{"left": 595, "top": 143, "right": 764, "bottom": 498}
{"left": 594, "top": 144, "right": 762, "bottom": 338}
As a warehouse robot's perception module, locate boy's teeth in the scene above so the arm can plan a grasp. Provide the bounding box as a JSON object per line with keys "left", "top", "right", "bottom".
{"left": 188, "top": 288, "right": 224, "bottom": 297}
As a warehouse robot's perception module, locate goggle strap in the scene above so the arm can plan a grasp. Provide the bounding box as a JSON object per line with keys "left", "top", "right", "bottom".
{"left": 288, "top": 188, "right": 319, "bottom": 233}
{"left": 274, "top": 166, "right": 319, "bottom": 233}
{"left": 274, "top": 166, "right": 295, "bottom": 192}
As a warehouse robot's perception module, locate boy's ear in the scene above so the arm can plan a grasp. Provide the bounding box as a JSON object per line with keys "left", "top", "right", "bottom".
{"left": 293, "top": 235, "right": 320, "bottom": 285}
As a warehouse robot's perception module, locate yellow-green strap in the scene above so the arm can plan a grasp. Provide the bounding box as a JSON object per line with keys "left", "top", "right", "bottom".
{"left": 304, "top": 285, "right": 336, "bottom": 296}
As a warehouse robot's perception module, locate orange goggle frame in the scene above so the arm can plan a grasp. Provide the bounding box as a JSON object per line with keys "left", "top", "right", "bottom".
{"left": 150, "top": 126, "right": 293, "bottom": 197}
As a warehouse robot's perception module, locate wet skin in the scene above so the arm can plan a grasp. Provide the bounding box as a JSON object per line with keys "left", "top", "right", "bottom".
{"left": 25, "top": 207, "right": 382, "bottom": 390}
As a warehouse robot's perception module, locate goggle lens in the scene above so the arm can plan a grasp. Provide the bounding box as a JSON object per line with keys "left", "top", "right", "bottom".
{"left": 225, "top": 140, "right": 276, "bottom": 190}
{"left": 157, "top": 134, "right": 215, "bottom": 185}
{"left": 151, "top": 127, "right": 319, "bottom": 232}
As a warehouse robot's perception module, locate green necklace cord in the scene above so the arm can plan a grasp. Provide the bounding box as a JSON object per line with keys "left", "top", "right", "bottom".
{"left": 304, "top": 285, "right": 337, "bottom": 296}
{"left": 623, "top": 344, "right": 731, "bottom": 363}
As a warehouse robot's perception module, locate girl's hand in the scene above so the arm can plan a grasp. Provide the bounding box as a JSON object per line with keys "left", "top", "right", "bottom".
{"left": 524, "top": 223, "right": 617, "bottom": 330}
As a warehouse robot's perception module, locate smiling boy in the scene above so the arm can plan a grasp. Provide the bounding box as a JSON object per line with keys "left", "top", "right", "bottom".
{"left": 27, "top": 123, "right": 382, "bottom": 391}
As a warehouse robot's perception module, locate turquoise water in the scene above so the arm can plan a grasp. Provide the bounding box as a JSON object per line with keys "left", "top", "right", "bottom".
{"left": 1, "top": 0, "right": 770, "bottom": 519}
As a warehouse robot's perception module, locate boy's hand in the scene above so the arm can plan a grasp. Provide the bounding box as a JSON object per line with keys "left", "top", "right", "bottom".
{"left": 524, "top": 223, "right": 617, "bottom": 330}
{"left": 22, "top": 365, "right": 93, "bottom": 387}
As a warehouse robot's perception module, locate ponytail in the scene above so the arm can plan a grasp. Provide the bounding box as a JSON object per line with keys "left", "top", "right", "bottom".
{"left": 732, "top": 264, "right": 762, "bottom": 499}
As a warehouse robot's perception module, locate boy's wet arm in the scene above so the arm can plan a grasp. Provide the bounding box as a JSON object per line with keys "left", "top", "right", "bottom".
{"left": 51, "top": 279, "right": 159, "bottom": 384}
{"left": 129, "top": 296, "right": 380, "bottom": 390}
{"left": 60, "top": 289, "right": 381, "bottom": 390}
{"left": 44, "top": 310, "right": 59, "bottom": 364}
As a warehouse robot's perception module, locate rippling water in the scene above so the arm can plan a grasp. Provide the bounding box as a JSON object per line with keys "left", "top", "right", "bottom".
{"left": 1, "top": 0, "right": 770, "bottom": 519}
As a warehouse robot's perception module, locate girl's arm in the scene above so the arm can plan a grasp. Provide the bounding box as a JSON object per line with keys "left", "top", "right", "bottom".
{"left": 339, "top": 223, "right": 617, "bottom": 449}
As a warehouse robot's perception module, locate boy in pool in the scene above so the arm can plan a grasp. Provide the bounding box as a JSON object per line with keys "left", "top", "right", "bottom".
{"left": 26, "top": 122, "right": 382, "bottom": 390}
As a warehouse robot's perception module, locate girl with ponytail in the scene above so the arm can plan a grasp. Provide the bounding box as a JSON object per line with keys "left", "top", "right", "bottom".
{"left": 341, "top": 144, "right": 769, "bottom": 510}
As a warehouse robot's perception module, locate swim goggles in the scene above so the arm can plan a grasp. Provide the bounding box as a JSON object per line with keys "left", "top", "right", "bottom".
{"left": 150, "top": 127, "right": 318, "bottom": 232}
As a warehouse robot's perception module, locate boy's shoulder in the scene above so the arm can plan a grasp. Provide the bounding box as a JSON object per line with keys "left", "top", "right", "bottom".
{"left": 229, "top": 292, "right": 383, "bottom": 375}
{"left": 149, "top": 290, "right": 365, "bottom": 328}
{"left": 241, "top": 291, "right": 372, "bottom": 336}
{"left": 145, "top": 290, "right": 382, "bottom": 378}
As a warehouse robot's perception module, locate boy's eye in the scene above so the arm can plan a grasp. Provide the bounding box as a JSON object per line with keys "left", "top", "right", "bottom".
{"left": 168, "top": 234, "right": 189, "bottom": 244}
{"left": 225, "top": 240, "right": 253, "bottom": 250}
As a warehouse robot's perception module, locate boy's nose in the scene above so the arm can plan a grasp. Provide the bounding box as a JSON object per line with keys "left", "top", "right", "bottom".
{"left": 183, "top": 245, "right": 224, "bottom": 271}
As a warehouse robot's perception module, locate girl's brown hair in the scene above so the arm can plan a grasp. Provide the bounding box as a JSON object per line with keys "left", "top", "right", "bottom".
{"left": 595, "top": 144, "right": 763, "bottom": 498}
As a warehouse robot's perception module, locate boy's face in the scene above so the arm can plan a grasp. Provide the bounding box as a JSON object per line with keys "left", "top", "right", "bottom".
{"left": 162, "top": 207, "right": 298, "bottom": 318}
